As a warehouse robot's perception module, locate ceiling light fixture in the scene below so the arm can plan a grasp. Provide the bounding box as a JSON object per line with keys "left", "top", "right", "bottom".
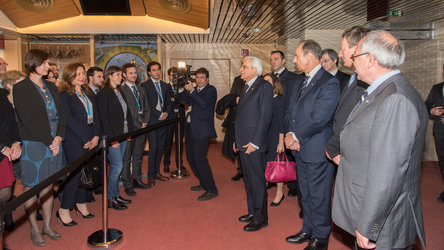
{"left": 15, "top": 0, "right": 54, "bottom": 12}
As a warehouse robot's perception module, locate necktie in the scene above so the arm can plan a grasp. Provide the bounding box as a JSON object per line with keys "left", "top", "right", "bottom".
{"left": 94, "top": 88, "right": 99, "bottom": 95}
{"left": 244, "top": 84, "right": 251, "bottom": 93}
{"left": 274, "top": 72, "right": 279, "bottom": 78}
{"left": 348, "top": 73, "right": 357, "bottom": 88}
{"left": 360, "top": 90, "right": 368, "bottom": 103}
{"left": 154, "top": 82, "right": 164, "bottom": 104}
{"left": 197, "top": 88, "right": 201, "bottom": 93}
{"left": 297, "top": 76, "right": 310, "bottom": 98}
{"left": 131, "top": 85, "right": 139, "bottom": 97}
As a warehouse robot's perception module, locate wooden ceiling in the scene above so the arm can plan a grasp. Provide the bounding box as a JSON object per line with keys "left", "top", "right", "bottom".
{"left": 1, "top": 0, "right": 443, "bottom": 44}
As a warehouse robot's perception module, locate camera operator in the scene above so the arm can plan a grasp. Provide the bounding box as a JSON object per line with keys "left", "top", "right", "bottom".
{"left": 162, "top": 67, "right": 186, "bottom": 173}
{"left": 176, "top": 67, "right": 218, "bottom": 201}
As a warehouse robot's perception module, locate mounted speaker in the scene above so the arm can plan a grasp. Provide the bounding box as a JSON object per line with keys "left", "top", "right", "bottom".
{"left": 79, "top": 0, "right": 131, "bottom": 15}
{"left": 15, "top": 0, "right": 54, "bottom": 12}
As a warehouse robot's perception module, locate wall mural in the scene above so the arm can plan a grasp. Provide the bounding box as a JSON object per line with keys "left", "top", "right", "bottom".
{"left": 94, "top": 43, "right": 157, "bottom": 83}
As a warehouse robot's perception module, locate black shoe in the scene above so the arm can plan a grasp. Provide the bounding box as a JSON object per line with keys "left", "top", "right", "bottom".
{"left": 86, "top": 193, "right": 95, "bottom": 203}
{"left": 155, "top": 173, "right": 169, "bottom": 181}
{"left": 56, "top": 211, "right": 77, "bottom": 226}
{"left": 270, "top": 195, "right": 285, "bottom": 207}
{"left": 74, "top": 206, "right": 94, "bottom": 219}
{"left": 238, "top": 214, "right": 254, "bottom": 223}
{"left": 304, "top": 238, "right": 328, "bottom": 250}
{"left": 147, "top": 177, "right": 155, "bottom": 187}
{"left": 36, "top": 210, "right": 43, "bottom": 221}
{"left": 180, "top": 165, "right": 187, "bottom": 171}
{"left": 108, "top": 198, "right": 127, "bottom": 210}
{"left": 231, "top": 173, "right": 243, "bottom": 181}
{"left": 4, "top": 213, "right": 14, "bottom": 231}
{"left": 267, "top": 182, "right": 276, "bottom": 189}
{"left": 125, "top": 187, "right": 136, "bottom": 197}
{"left": 190, "top": 185, "right": 204, "bottom": 191}
{"left": 163, "top": 164, "right": 170, "bottom": 173}
{"left": 299, "top": 210, "right": 304, "bottom": 219}
{"left": 197, "top": 192, "right": 218, "bottom": 201}
{"left": 286, "top": 231, "right": 312, "bottom": 244}
{"left": 243, "top": 221, "right": 268, "bottom": 232}
{"left": 132, "top": 179, "right": 151, "bottom": 189}
{"left": 288, "top": 189, "right": 298, "bottom": 197}
{"left": 116, "top": 195, "right": 131, "bottom": 204}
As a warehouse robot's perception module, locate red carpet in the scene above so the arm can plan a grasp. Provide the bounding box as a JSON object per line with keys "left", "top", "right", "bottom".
{"left": 4, "top": 142, "right": 444, "bottom": 249}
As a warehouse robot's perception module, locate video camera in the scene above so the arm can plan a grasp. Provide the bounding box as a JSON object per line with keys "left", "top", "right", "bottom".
{"left": 172, "top": 65, "right": 196, "bottom": 89}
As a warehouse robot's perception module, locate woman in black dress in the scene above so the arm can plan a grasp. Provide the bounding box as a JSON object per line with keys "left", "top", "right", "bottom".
{"left": 13, "top": 49, "right": 65, "bottom": 246}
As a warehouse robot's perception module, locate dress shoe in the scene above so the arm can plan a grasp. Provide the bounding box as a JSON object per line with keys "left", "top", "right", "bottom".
{"left": 132, "top": 179, "right": 151, "bottom": 189}
{"left": 286, "top": 231, "right": 312, "bottom": 244}
{"left": 74, "top": 206, "right": 95, "bottom": 219}
{"left": 270, "top": 195, "right": 285, "bottom": 207}
{"left": 163, "top": 164, "right": 170, "bottom": 173}
{"left": 116, "top": 195, "right": 131, "bottom": 204}
{"left": 31, "top": 230, "right": 46, "bottom": 247}
{"left": 231, "top": 173, "right": 243, "bottom": 181}
{"left": 56, "top": 211, "right": 77, "bottom": 227}
{"left": 288, "top": 189, "right": 298, "bottom": 197}
{"left": 238, "top": 214, "right": 254, "bottom": 223}
{"left": 155, "top": 173, "right": 169, "bottom": 181}
{"left": 197, "top": 191, "right": 218, "bottom": 201}
{"left": 42, "top": 227, "right": 62, "bottom": 240}
{"left": 190, "top": 185, "right": 204, "bottom": 191}
{"left": 147, "top": 177, "right": 155, "bottom": 187}
{"left": 125, "top": 187, "right": 136, "bottom": 197}
{"left": 108, "top": 198, "right": 127, "bottom": 210}
{"left": 243, "top": 221, "right": 268, "bottom": 232}
{"left": 304, "top": 238, "right": 328, "bottom": 250}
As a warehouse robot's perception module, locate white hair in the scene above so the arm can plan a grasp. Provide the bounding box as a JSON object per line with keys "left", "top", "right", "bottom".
{"left": 360, "top": 30, "right": 405, "bottom": 69}
{"left": 245, "top": 56, "right": 263, "bottom": 76}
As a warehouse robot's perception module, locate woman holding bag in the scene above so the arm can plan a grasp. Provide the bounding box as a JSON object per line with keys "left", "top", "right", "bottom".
{"left": 263, "top": 73, "right": 285, "bottom": 206}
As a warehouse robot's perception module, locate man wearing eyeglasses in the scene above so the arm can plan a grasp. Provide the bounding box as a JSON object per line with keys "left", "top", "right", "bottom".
{"left": 332, "top": 30, "right": 427, "bottom": 250}
{"left": 325, "top": 26, "right": 369, "bottom": 166}
{"left": 0, "top": 57, "right": 7, "bottom": 88}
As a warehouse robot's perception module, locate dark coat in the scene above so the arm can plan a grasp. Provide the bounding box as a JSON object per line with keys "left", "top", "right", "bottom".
{"left": 0, "top": 89, "right": 20, "bottom": 162}
{"left": 140, "top": 79, "right": 172, "bottom": 125}
{"left": 425, "top": 82, "right": 444, "bottom": 135}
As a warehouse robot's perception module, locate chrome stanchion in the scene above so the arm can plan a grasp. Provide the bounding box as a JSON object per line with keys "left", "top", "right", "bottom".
{"left": 170, "top": 108, "right": 189, "bottom": 179}
{"left": 88, "top": 136, "right": 123, "bottom": 248}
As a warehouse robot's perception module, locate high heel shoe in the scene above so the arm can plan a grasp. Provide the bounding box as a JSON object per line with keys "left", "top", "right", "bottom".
{"left": 42, "top": 227, "right": 62, "bottom": 240}
{"left": 270, "top": 195, "right": 285, "bottom": 207}
{"left": 56, "top": 211, "right": 78, "bottom": 226}
{"left": 31, "top": 230, "right": 46, "bottom": 247}
{"left": 74, "top": 206, "right": 94, "bottom": 219}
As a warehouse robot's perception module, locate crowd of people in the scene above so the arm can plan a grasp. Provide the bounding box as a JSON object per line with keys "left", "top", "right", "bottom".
{"left": 0, "top": 25, "right": 441, "bottom": 250}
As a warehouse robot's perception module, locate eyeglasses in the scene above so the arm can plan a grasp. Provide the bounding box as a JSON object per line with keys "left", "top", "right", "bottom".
{"left": 350, "top": 52, "right": 369, "bottom": 61}
{"left": 0, "top": 62, "right": 8, "bottom": 66}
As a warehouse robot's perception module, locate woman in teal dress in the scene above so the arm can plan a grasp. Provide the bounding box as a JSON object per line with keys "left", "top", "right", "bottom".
{"left": 13, "top": 49, "right": 65, "bottom": 247}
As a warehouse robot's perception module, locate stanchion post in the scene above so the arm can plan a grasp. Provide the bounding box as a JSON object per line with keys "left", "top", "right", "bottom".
{"left": 170, "top": 108, "right": 189, "bottom": 179}
{"left": 87, "top": 135, "right": 123, "bottom": 248}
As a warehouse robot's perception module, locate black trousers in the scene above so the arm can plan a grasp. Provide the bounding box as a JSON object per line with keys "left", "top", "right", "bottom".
{"left": 147, "top": 125, "right": 167, "bottom": 177}
{"left": 164, "top": 118, "right": 185, "bottom": 167}
{"left": 434, "top": 132, "right": 444, "bottom": 181}
{"left": 185, "top": 124, "right": 217, "bottom": 194}
{"left": 122, "top": 133, "right": 147, "bottom": 188}
{"left": 238, "top": 150, "right": 268, "bottom": 223}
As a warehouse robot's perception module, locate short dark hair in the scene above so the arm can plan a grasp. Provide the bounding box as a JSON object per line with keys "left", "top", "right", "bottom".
{"left": 87, "top": 66, "right": 103, "bottom": 80}
{"left": 342, "top": 26, "right": 370, "bottom": 48}
{"left": 300, "top": 40, "right": 322, "bottom": 59}
{"left": 168, "top": 67, "right": 179, "bottom": 75}
{"left": 121, "top": 63, "right": 136, "bottom": 74}
{"left": 24, "top": 49, "right": 49, "bottom": 74}
{"left": 195, "top": 67, "right": 209, "bottom": 78}
{"left": 147, "top": 61, "right": 161, "bottom": 72}
{"left": 271, "top": 50, "right": 285, "bottom": 59}
{"left": 321, "top": 49, "right": 339, "bottom": 66}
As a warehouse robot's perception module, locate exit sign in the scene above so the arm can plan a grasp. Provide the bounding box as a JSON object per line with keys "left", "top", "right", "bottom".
{"left": 386, "top": 10, "right": 404, "bottom": 16}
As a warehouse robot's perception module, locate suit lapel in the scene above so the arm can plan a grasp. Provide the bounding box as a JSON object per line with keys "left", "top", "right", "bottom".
{"left": 238, "top": 77, "right": 260, "bottom": 111}
{"left": 298, "top": 68, "right": 325, "bottom": 101}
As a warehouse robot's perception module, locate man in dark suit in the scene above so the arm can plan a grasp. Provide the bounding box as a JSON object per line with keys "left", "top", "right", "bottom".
{"left": 141, "top": 61, "right": 171, "bottom": 187}
{"left": 120, "top": 63, "right": 151, "bottom": 196}
{"left": 284, "top": 40, "right": 340, "bottom": 250}
{"left": 325, "top": 26, "right": 369, "bottom": 166}
{"left": 234, "top": 56, "right": 273, "bottom": 232}
{"left": 425, "top": 82, "right": 444, "bottom": 202}
{"left": 320, "top": 49, "right": 350, "bottom": 92}
{"left": 87, "top": 66, "right": 104, "bottom": 96}
{"left": 332, "top": 30, "right": 427, "bottom": 250}
{"left": 270, "top": 50, "right": 304, "bottom": 205}
{"left": 177, "top": 67, "right": 218, "bottom": 201}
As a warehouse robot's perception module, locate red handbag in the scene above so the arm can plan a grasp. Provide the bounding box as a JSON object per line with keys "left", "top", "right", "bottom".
{"left": 265, "top": 153, "right": 297, "bottom": 183}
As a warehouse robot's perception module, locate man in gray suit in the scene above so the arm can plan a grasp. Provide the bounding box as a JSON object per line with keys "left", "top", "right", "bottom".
{"left": 332, "top": 30, "right": 427, "bottom": 250}
{"left": 121, "top": 63, "right": 151, "bottom": 196}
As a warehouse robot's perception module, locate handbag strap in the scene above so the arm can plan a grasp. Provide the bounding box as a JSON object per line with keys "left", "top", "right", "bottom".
{"left": 275, "top": 153, "right": 281, "bottom": 162}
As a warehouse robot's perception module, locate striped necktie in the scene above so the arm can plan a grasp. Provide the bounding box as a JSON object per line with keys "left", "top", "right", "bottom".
{"left": 360, "top": 90, "right": 368, "bottom": 103}
{"left": 297, "top": 76, "right": 310, "bottom": 98}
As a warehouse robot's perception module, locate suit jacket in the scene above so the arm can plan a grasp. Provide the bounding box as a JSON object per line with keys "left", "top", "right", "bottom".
{"left": 13, "top": 77, "right": 65, "bottom": 146}
{"left": 279, "top": 68, "right": 304, "bottom": 107}
{"left": 230, "top": 76, "right": 245, "bottom": 96}
{"left": 332, "top": 73, "right": 427, "bottom": 248}
{"left": 177, "top": 84, "right": 217, "bottom": 140}
{"left": 285, "top": 67, "right": 340, "bottom": 162}
{"left": 335, "top": 70, "right": 351, "bottom": 92}
{"left": 96, "top": 87, "right": 134, "bottom": 139}
{"left": 325, "top": 77, "right": 368, "bottom": 158}
{"left": 0, "top": 89, "right": 20, "bottom": 162}
{"left": 235, "top": 77, "right": 274, "bottom": 152}
{"left": 121, "top": 83, "right": 150, "bottom": 129}
{"left": 141, "top": 79, "right": 172, "bottom": 125}
{"left": 59, "top": 91, "right": 100, "bottom": 159}
{"left": 425, "top": 82, "right": 444, "bottom": 135}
